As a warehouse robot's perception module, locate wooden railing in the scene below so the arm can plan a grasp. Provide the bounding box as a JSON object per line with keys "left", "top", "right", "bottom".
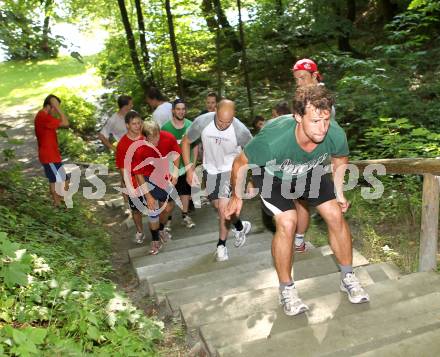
{"left": 350, "top": 158, "right": 440, "bottom": 272}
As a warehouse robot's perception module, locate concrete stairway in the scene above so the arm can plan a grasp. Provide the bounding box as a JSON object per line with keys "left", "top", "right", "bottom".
{"left": 129, "top": 230, "right": 440, "bottom": 356}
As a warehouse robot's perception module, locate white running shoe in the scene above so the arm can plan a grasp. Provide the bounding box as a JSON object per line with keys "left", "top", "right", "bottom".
{"left": 182, "top": 215, "right": 195, "bottom": 228}
{"left": 133, "top": 232, "right": 145, "bottom": 244}
{"left": 340, "top": 272, "right": 370, "bottom": 304}
{"left": 165, "top": 220, "right": 172, "bottom": 232}
{"left": 215, "top": 245, "right": 229, "bottom": 262}
{"left": 279, "top": 285, "right": 309, "bottom": 316}
{"left": 232, "top": 221, "right": 251, "bottom": 248}
{"left": 159, "top": 230, "right": 172, "bottom": 243}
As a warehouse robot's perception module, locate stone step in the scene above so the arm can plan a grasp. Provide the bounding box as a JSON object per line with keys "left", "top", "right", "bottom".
{"left": 354, "top": 328, "right": 440, "bottom": 357}
{"left": 201, "top": 267, "right": 434, "bottom": 356}
{"left": 129, "top": 231, "right": 221, "bottom": 259}
{"left": 156, "top": 243, "right": 324, "bottom": 308}
{"left": 132, "top": 233, "right": 269, "bottom": 271}
{"left": 218, "top": 283, "right": 440, "bottom": 356}
{"left": 165, "top": 247, "right": 372, "bottom": 311}
{"left": 137, "top": 241, "right": 274, "bottom": 294}
{"left": 180, "top": 251, "right": 369, "bottom": 328}
{"left": 128, "top": 223, "right": 276, "bottom": 259}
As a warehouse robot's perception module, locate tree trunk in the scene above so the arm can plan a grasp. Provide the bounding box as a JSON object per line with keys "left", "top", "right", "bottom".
{"left": 41, "top": 0, "right": 53, "bottom": 53}
{"left": 165, "top": 0, "right": 184, "bottom": 98}
{"left": 134, "top": 0, "right": 154, "bottom": 87}
{"left": 379, "top": 0, "right": 399, "bottom": 23}
{"left": 237, "top": 0, "right": 254, "bottom": 119}
{"left": 275, "top": 0, "right": 284, "bottom": 16}
{"left": 117, "top": 0, "right": 148, "bottom": 94}
{"left": 201, "top": 0, "right": 218, "bottom": 31}
{"left": 212, "top": 0, "right": 242, "bottom": 52}
{"left": 216, "top": 24, "right": 222, "bottom": 97}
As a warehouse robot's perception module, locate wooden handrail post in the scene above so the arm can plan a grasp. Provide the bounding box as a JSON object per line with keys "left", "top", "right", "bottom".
{"left": 419, "top": 174, "right": 440, "bottom": 272}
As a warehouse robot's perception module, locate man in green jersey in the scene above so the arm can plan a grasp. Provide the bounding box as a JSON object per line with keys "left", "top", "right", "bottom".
{"left": 225, "top": 86, "right": 369, "bottom": 316}
{"left": 162, "top": 99, "right": 198, "bottom": 229}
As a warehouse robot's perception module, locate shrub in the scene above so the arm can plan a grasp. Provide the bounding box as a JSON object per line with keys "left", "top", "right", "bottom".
{"left": 0, "top": 168, "right": 162, "bottom": 355}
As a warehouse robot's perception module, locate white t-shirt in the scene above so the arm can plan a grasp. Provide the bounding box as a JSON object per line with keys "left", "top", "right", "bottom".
{"left": 186, "top": 112, "right": 252, "bottom": 174}
{"left": 100, "top": 113, "right": 127, "bottom": 141}
{"left": 152, "top": 102, "right": 173, "bottom": 128}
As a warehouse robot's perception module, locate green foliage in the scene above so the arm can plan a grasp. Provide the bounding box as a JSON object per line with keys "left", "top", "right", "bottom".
{"left": 0, "top": 2, "right": 62, "bottom": 60}
{"left": 0, "top": 167, "right": 162, "bottom": 355}
{"left": 58, "top": 129, "right": 114, "bottom": 166}
{"left": 354, "top": 118, "right": 440, "bottom": 159}
{"left": 56, "top": 88, "right": 98, "bottom": 135}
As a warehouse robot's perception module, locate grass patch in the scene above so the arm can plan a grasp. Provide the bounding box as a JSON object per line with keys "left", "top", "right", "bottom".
{"left": 0, "top": 56, "right": 103, "bottom": 112}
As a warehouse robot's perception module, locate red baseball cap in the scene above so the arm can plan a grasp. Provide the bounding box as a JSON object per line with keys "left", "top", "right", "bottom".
{"left": 292, "top": 58, "right": 323, "bottom": 81}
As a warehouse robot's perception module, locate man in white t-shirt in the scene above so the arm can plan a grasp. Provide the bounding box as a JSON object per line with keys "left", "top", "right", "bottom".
{"left": 145, "top": 87, "right": 173, "bottom": 128}
{"left": 98, "top": 95, "right": 133, "bottom": 151}
{"left": 181, "top": 99, "right": 253, "bottom": 262}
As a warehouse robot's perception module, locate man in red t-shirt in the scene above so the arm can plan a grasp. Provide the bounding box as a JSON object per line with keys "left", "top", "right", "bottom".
{"left": 34, "top": 94, "right": 70, "bottom": 206}
{"left": 134, "top": 120, "right": 181, "bottom": 255}
{"left": 115, "top": 111, "right": 146, "bottom": 244}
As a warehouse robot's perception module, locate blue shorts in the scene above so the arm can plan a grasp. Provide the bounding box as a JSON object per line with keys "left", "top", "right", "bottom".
{"left": 144, "top": 177, "right": 174, "bottom": 203}
{"left": 42, "top": 163, "right": 71, "bottom": 183}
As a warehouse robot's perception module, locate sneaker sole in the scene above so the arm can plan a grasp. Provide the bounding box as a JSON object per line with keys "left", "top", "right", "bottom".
{"left": 340, "top": 284, "right": 370, "bottom": 304}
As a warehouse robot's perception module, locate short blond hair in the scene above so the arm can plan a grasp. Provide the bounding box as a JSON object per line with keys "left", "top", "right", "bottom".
{"left": 142, "top": 120, "right": 160, "bottom": 138}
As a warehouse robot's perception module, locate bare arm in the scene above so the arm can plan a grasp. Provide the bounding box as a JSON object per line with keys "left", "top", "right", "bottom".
{"left": 192, "top": 143, "right": 199, "bottom": 165}
{"left": 331, "top": 156, "right": 349, "bottom": 212}
{"left": 98, "top": 133, "right": 116, "bottom": 152}
{"left": 224, "top": 152, "right": 249, "bottom": 219}
{"left": 51, "top": 98, "right": 69, "bottom": 128}
{"left": 182, "top": 135, "right": 198, "bottom": 185}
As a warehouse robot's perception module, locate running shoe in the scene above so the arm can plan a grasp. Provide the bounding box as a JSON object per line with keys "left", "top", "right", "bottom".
{"left": 159, "top": 230, "right": 171, "bottom": 243}
{"left": 165, "top": 220, "right": 172, "bottom": 232}
{"left": 215, "top": 245, "right": 229, "bottom": 262}
{"left": 149, "top": 240, "right": 163, "bottom": 255}
{"left": 340, "top": 272, "right": 370, "bottom": 304}
{"left": 295, "top": 241, "right": 306, "bottom": 253}
{"left": 182, "top": 215, "right": 196, "bottom": 228}
{"left": 232, "top": 221, "right": 251, "bottom": 248}
{"left": 133, "top": 231, "right": 145, "bottom": 244}
{"left": 279, "top": 285, "right": 309, "bottom": 316}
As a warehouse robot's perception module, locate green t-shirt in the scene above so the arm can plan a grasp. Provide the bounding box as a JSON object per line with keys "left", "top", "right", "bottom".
{"left": 244, "top": 115, "right": 349, "bottom": 180}
{"left": 162, "top": 118, "right": 193, "bottom": 176}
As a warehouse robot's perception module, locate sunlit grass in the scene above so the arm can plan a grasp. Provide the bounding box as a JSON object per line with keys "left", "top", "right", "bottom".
{"left": 0, "top": 56, "right": 103, "bottom": 113}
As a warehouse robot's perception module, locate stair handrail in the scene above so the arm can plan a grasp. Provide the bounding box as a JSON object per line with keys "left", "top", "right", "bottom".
{"left": 350, "top": 157, "right": 440, "bottom": 272}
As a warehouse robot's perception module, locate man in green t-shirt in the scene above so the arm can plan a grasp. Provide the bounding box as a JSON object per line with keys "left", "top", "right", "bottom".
{"left": 162, "top": 99, "right": 198, "bottom": 229}
{"left": 225, "top": 86, "right": 369, "bottom": 316}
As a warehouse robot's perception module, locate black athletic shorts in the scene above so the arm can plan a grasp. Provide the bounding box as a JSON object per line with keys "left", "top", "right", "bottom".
{"left": 252, "top": 168, "right": 336, "bottom": 217}
{"left": 202, "top": 170, "right": 232, "bottom": 200}
{"left": 128, "top": 195, "right": 146, "bottom": 212}
{"left": 175, "top": 174, "right": 192, "bottom": 196}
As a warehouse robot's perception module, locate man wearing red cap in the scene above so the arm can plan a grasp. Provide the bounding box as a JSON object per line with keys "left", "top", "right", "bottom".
{"left": 292, "top": 58, "right": 323, "bottom": 87}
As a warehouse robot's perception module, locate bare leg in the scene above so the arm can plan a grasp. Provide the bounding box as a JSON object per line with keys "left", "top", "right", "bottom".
{"left": 160, "top": 201, "right": 174, "bottom": 225}
{"left": 180, "top": 195, "right": 190, "bottom": 213}
{"left": 293, "top": 199, "right": 309, "bottom": 235}
{"left": 212, "top": 199, "right": 230, "bottom": 241}
{"left": 132, "top": 211, "right": 143, "bottom": 233}
{"left": 273, "top": 210, "right": 297, "bottom": 283}
{"left": 316, "top": 199, "right": 352, "bottom": 266}
{"left": 49, "top": 182, "right": 62, "bottom": 206}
